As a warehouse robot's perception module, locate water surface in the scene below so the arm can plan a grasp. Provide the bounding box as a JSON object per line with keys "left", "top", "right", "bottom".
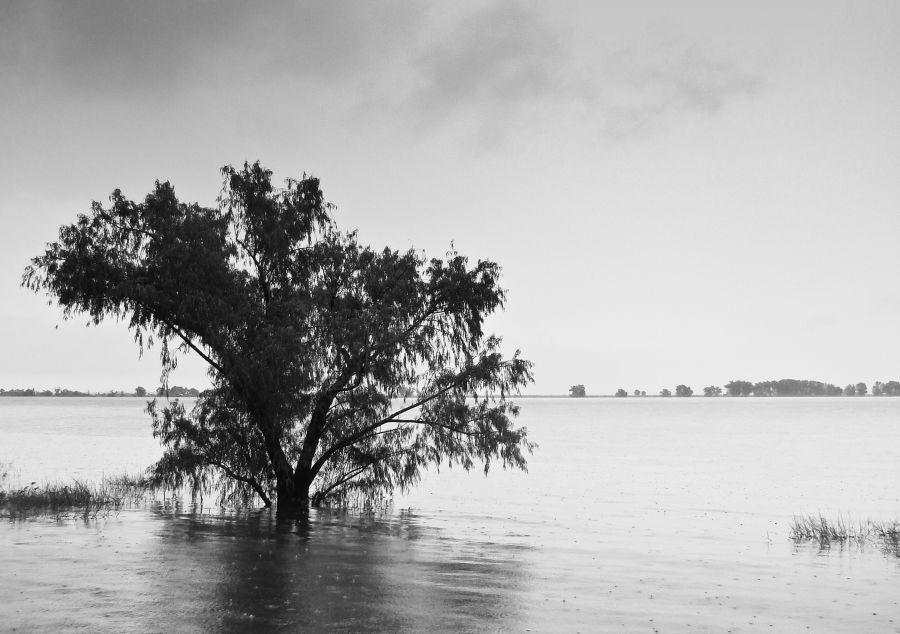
{"left": 2, "top": 397, "right": 899, "bottom": 631}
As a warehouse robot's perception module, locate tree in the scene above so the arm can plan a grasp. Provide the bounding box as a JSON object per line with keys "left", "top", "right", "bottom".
{"left": 135, "top": 386, "right": 147, "bottom": 397}
{"left": 873, "top": 381, "right": 884, "bottom": 396}
{"left": 724, "top": 380, "right": 753, "bottom": 397}
{"left": 752, "top": 381, "right": 774, "bottom": 397}
{"left": 569, "top": 384, "right": 586, "bottom": 398}
{"left": 24, "top": 162, "right": 533, "bottom": 508}
{"left": 633, "top": 389, "right": 641, "bottom": 397}
{"left": 855, "top": 382, "right": 867, "bottom": 396}
{"left": 843, "top": 384, "right": 856, "bottom": 396}
{"left": 660, "top": 388, "right": 672, "bottom": 397}
{"left": 615, "top": 388, "right": 628, "bottom": 397}
{"left": 883, "top": 381, "right": 900, "bottom": 396}
{"left": 675, "top": 384, "right": 693, "bottom": 397}
{"left": 703, "top": 385, "right": 722, "bottom": 397}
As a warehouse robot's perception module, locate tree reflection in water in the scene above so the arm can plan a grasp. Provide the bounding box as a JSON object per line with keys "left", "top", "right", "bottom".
{"left": 0, "top": 504, "right": 532, "bottom": 632}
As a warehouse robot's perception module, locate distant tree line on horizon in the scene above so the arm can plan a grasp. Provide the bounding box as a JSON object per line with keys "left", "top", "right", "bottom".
{"left": 570, "top": 380, "right": 900, "bottom": 397}
{"left": 0, "top": 385, "right": 202, "bottom": 398}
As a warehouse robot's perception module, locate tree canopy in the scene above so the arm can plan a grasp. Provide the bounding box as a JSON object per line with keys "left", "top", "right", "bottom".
{"left": 24, "top": 162, "right": 533, "bottom": 507}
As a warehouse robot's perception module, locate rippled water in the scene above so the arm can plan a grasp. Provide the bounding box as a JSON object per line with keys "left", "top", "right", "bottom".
{"left": 2, "top": 397, "right": 899, "bottom": 632}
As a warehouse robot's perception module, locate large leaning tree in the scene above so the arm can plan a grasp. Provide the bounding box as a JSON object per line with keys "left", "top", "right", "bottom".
{"left": 24, "top": 162, "right": 533, "bottom": 508}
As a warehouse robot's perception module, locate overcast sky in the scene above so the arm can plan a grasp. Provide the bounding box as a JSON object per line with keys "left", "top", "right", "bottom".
{"left": 2, "top": 1, "right": 899, "bottom": 395}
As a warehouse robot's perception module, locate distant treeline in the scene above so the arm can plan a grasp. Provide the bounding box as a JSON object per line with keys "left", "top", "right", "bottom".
{"left": 719, "top": 380, "right": 900, "bottom": 397}
{"left": 0, "top": 385, "right": 201, "bottom": 398}
{"left": 1, "top": 388, "right": 91, "bottom": 397}
{"left": 571, "top": 380, "right": 900, "bottom": 397}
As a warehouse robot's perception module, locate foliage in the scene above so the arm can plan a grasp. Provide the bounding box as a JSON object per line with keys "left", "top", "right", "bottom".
{"left": 703, "top": 385, "right": 722, "bottom": 397}
{"left": 24, "top": 162, "right": 533, "bottom": 507}
{"left": 659, "top": 388, "right": 672, "bottom": 397}
{"left": 675, "top": 384, "right": 693, "bottom": 397}
{"left": 568, "top": 384, "right": 586, "bottom": 398}
{"left": 614, "top": 388, "right": 627, "bottom": 398}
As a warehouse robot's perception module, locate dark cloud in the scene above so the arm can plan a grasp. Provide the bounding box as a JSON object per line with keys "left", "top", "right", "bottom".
{"left": 0, "top": 1, "right": 761, "bottom": 142}
{"left": 0, "top": 1, "right": 423, "bottom": 97}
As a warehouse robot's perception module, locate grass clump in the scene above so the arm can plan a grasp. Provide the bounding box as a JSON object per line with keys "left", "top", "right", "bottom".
{"left": 790, "top": 513, "right": 900, "bottom": 556}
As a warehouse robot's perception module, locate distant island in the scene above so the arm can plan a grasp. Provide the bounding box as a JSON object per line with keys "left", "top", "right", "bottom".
{"left": 0, "top": 386, "right": 202, "bottom": 398}
{"left": 570, "top": 379, "right": 900, "bottom": 398}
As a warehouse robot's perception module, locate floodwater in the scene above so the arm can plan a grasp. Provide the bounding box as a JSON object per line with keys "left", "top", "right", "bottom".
{"left": 1, "top": 397, "right": 899, "bottom": 632}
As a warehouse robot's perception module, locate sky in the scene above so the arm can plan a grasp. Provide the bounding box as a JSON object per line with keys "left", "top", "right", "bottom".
{"left": 1, "top": 0, "right": 899, "bottom": 395}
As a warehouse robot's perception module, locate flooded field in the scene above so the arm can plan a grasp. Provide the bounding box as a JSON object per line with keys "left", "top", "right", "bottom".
{"left": 2, "top": 397, "right": 899, "bottom": 632}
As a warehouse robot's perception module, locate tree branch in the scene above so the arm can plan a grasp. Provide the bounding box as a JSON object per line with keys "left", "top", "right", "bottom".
{"left": 312, "top": 464, "right": 372, "bottom": 504}
{"left": 207, "top": 458, "right": 272, "bottom": 506}
{"left": 310, "top": 382, "right": 458, "bottom": 476}
{"left": 384, "top": 418, "right": 490, "bottom": 436}
{"left": 234, "top": 234, "right": 270, "bottom": 304}
{"left": 156, "top": 316, "right": 227, "bottom": 377}
{"left": 313, "top": 443, "right": 424, "bottom": 504}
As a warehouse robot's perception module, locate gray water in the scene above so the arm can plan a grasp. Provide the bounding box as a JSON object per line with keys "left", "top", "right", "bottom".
{"left": 1, "top": 397, "right": 899, "bottom": 632}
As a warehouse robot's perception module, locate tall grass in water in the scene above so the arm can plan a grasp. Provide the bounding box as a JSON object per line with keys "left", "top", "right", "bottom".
{"left": 790, "top": 513, "right": 900, "bottom": 555}
{"left": 0, "top": 471, "right": 152, "bottom": 520}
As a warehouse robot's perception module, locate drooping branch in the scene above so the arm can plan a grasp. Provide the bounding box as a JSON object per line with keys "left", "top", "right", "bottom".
{"left": 153, "top": 313, "right": 227, "bottom": 377}
{"left": 311, "top": 445, "right": 421, "bottom": 505}
{"left": 233, "top": 234, "right": 270, "bottom": 304}
{"left": 377, "top": 418, "right": 491, "bottom": 436}
{"left": 310, "top": 383, "right": 458, "bottom": 476}
{"left": 207, "top": 458, "right": 272, "bottom": 506}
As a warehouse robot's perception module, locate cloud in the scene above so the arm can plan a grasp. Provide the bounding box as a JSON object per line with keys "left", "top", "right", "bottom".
{"left": 410, "top": 4, "right": 564, "bottom": 125}
{"left": 398, "top": 4, "right": 763, "bottom": 145}
{"left": 0, "top": 1, "right": 762, "bottom": 144}
{"left": 594, "top": 43, "right": 763, "bottom": 138}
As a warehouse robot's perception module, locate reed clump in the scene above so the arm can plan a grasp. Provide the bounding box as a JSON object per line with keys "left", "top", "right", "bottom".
{"left": 790, "top": 513, "right": 900, "bottom": 555}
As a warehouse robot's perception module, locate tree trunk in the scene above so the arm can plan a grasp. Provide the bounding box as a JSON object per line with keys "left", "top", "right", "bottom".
{"left": 275, "top": 470, "right": 312, "bottom": 512}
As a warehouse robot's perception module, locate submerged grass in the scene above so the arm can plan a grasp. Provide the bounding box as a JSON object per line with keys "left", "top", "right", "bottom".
{"left": 0, "top": 471, "right": 153, "bottom": 520}
{"left": 790, "top": 513, "right": 900, "bottom": 556}
{"left": 0, "top": 462, "right": 270, "bottom": 519}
